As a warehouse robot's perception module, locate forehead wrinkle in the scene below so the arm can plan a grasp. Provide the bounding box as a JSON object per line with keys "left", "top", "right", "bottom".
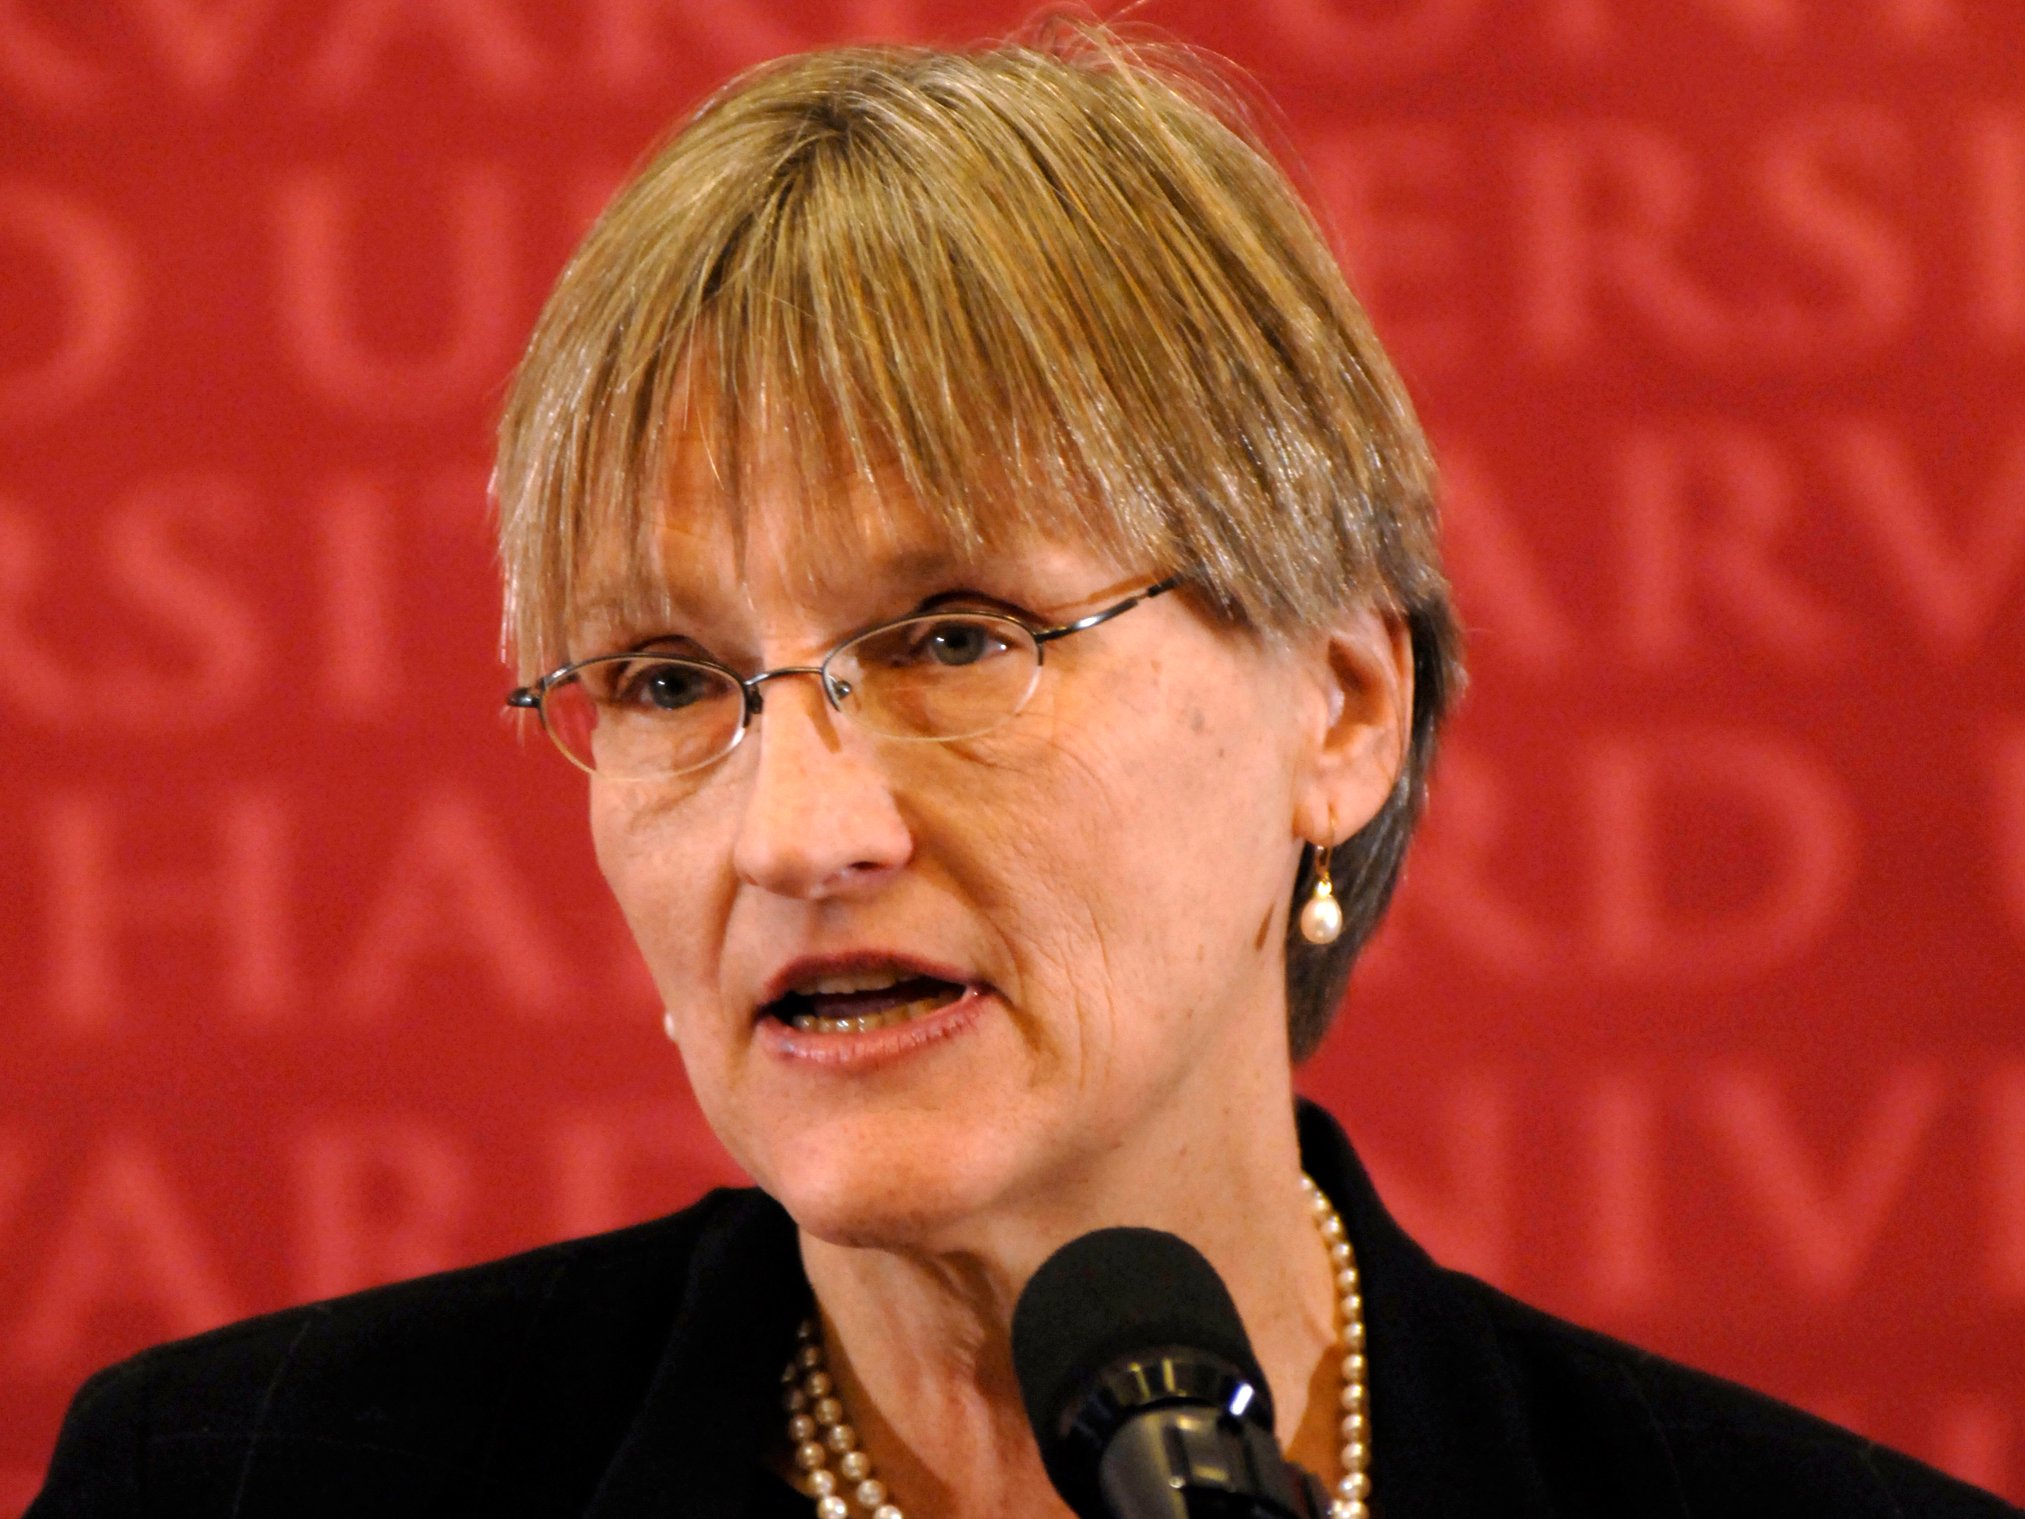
{"left": 740, "top": 518, "right": 984, "bottom": 594}
{"left": 681, "top": 459, "right": 1001, "bottom": 615}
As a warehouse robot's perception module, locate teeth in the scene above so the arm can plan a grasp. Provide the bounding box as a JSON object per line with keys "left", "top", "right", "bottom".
{"left": 797, "top": 970, "right": 909, "bottom": 995}
{"left": 785, "top": 995, "right": 956, "bottom": 1036}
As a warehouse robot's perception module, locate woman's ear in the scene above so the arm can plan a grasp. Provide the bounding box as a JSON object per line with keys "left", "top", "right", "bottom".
{"left": 1293, "top": 607, "right": 1415, "bottom": 846}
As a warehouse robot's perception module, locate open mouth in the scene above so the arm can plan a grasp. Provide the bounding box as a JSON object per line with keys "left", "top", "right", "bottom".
{"left": 762, "top": 971, "right": 971, "bottom": 1035}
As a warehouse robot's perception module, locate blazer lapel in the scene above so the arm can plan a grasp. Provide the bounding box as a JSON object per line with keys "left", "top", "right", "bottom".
{"left": 581, "top": 1192, "right": 810, "bottom": 1519}
{"left": 1298, "top": 1100, "right": 1566, "bottom": 1519}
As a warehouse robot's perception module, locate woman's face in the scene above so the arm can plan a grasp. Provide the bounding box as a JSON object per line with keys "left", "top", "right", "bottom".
{"left": 584, "top": 448, "right": 1397, "bottom": 1250}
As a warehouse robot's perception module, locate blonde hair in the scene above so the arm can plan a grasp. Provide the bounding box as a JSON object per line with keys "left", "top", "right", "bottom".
{"left": 494, "top": 24, "right": 1463, "bottom": 1058}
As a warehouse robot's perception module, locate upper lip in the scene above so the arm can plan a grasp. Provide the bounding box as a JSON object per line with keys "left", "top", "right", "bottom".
{"left": 754, "top": 951, "right": 980, "bottom": 1017}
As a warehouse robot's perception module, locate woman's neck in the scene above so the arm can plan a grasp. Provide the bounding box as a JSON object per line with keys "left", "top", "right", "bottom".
{"left": 793, "top": 1090, "right": 1340, "bottom": 1519}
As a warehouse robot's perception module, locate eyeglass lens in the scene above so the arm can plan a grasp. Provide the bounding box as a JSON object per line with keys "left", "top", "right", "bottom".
{"left": 543, "top": 656, "right": 744, "bottom": 777}
{"left": 537, "top": 611, "right": 1043, "bottom": 779}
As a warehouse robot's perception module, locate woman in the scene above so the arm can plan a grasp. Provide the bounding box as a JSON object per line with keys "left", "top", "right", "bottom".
{"left": 29, "top": 25, "right": 2015, "bottom": 1519}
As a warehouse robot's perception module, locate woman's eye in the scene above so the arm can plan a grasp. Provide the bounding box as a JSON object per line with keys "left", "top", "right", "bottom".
{"left": 614, "top": 661, "right": 716, "bottom": 710}
{"left": 911, "top": 619, "right": 1007, "bottom": 667}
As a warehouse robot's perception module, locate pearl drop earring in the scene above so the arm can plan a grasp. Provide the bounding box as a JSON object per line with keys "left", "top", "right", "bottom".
{"left": 662, "top": 1009, "right": 680, "bottom": 1043}
{"left": 1299, "top": 843, "right": 1344, "bottom": 945}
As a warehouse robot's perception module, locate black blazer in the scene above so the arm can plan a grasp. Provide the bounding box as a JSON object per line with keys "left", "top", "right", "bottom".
{"left": 29, "top": 1103, "right": 2021, "bottom": 1518}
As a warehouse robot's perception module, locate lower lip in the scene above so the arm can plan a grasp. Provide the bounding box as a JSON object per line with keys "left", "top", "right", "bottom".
{"left": 755, "top": 986, "right": 990, "bottom": 1070}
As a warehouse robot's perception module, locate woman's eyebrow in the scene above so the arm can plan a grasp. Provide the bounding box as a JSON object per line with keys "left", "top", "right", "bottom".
{"left": 562, "top": 604, "right": 701, "bottom": 663}
{"left": 571, "top": 549, "right": 1017, "bottom": 646}
{"left": 912, "top": 585, "right": 1033, "bottom": 617}
{"left": 620, "top": 630, "right": 712, "bottom": 655}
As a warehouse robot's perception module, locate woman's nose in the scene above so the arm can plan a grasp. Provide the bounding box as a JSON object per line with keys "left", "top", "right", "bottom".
{"left": 730, "top": 674, "right": 914, "bottom": 900}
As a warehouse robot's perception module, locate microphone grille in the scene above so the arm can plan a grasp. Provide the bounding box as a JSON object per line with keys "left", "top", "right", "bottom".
{"left": 1010, "top": 1226, "right": 1273, "bottom": 1467}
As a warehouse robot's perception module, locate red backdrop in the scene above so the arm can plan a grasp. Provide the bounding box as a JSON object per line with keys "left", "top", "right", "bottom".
{"left": 3, "top": 0, "right": 2023, "bottom": 1510}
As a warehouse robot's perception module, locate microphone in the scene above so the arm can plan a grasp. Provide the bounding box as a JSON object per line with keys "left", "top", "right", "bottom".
{"left": 1010, "top": 1227, "right": 1330, "bottom": 1519}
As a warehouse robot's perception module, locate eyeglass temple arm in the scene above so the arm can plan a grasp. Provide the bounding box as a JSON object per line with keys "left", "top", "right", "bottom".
{"left": 1031, "top": 576, "right": 1185, "bottom": 645}
{"left": 506, "top": 687, "right": 541, "bottom": 710}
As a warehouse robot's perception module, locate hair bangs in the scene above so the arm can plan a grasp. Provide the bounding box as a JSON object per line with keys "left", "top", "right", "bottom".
{"left": 499, "top": 36, "right": 1429, "bottom": 676}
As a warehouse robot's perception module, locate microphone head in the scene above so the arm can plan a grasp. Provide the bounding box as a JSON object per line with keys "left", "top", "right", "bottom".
{"left": 1011, "top": 1227, "right": 1274, "bottom": 1517}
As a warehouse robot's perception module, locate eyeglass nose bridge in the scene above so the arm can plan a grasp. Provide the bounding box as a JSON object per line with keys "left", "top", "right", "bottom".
{"left": 739, "top": 663, "right": 853, "bottom": 714}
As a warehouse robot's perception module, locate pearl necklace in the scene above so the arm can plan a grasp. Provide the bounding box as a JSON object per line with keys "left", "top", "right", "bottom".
{"left": 780, "top": 1174, "right": 1373, "bottom": 1519}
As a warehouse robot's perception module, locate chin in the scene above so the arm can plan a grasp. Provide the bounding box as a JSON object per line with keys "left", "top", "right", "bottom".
{"left": 777, "top": 1166, "right": 987, "bottom": 1253}
{"left": 756, "top": 1109, "right": 1031, "bottom": 1252}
